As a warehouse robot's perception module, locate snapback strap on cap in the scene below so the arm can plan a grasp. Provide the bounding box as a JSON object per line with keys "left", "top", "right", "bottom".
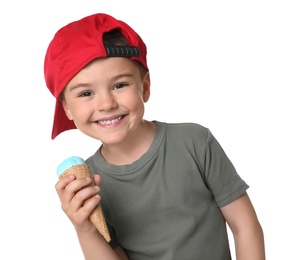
{"left": 105, "top": 46, "right": 140, "bottom": 57}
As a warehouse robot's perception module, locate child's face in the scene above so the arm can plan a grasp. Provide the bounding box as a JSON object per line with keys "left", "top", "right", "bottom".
{"left": 61, "top": 57, "right": 150, "bottom": 145}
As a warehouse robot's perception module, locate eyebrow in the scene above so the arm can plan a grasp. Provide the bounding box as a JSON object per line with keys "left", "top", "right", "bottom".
{"left": 67, "top": 72, "right": 135, "bottom": 92}
{"left": 111, "top": 72, "right": 134, "bottom": 81}
{"left": 68, "top": 83, "right": 91, "bottom": 92}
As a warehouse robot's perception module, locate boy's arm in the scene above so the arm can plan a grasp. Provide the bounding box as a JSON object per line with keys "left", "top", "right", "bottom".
{"left": 220, "top": 192, "right": 265, "bottom": 260}
{"left": 77, "top": 229, "right": 128, "bottom": 260}
{"left": 55, "top": 174, "right": 128, "bottom": 260}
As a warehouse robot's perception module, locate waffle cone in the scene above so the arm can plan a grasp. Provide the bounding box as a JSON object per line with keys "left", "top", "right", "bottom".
{"left": 60, "top": 164, "right": 111, "bottom": 242}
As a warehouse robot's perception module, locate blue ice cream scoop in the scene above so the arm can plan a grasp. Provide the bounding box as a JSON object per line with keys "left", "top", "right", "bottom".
{"left": 56, "top": 156, "right": 85, "bottom": 178}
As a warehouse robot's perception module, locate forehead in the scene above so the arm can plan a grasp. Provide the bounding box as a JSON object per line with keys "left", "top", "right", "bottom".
{"left": 81, "top": 57, "right": 139, "bottom": 75}
{"left": 66, "top": 57, "right": 141, "bottom": 85}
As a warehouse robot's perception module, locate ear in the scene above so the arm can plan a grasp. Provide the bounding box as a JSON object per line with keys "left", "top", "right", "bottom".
{"left": 61, "top": 100, "right": 74, "bottom": 120}
{"left": 142, "top": 72, "right": 151, "bottom": 102}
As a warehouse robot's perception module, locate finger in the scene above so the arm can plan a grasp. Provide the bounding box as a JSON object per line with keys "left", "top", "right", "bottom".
{"left": 93, "top": 174, "right": 101, "bottom": 187}
{"left": 68, "top": 185, "right": 100, "bottom": 219}
{"left": 70, "top": 194, "right": 101, "bottom": 230}
{"left": 61, "top": 177, "right": 93, "bottom": 210}
{"left": 55, "top": 174, "right": 76, "bottom": 200}
{"left": 76, "top": 191, "right": 101, "bottom": 222}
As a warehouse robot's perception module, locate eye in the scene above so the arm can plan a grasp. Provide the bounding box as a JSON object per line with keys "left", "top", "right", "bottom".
{"left": 78, "top": 91, "right": 92, "bottom": 97}
{"left": 114, "top": 83, "right": 128, "bottom": 90}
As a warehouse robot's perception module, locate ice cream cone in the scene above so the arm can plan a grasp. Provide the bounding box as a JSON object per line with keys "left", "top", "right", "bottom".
{"left": 59, "top": 163, "right": 111, "bottom": 242}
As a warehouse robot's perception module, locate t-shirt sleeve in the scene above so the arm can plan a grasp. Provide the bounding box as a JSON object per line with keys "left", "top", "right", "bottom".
{"left": 203, "top": 129, "right": 249, "bottom": 207}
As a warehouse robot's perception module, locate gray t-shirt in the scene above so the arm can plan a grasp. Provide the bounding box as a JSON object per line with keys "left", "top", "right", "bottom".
{"left": 86, "top": 121, "right": 249, "bottom": 259}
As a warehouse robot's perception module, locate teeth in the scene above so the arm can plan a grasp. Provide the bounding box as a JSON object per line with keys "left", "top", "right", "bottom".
{"left": 98, "top": 116, "right": 122, "bottom": 125}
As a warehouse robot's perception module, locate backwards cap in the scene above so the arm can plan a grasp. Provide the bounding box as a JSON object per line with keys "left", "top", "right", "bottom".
{"left": 44, "top": 13, "right": 148, "bottom": 139}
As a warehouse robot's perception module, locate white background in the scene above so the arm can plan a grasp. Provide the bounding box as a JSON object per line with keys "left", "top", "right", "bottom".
{"left": 0, "top": 0, "right": 297, "bottom": 259}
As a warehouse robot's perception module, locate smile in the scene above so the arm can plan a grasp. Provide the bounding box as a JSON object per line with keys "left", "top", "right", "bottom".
{"left": 97, "top": 116, "right": 123, "bottom": 125}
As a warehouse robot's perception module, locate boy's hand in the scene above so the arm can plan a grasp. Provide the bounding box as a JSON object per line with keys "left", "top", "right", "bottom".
{"left": 55, "top": 174, "right": 101, "bottom": 234}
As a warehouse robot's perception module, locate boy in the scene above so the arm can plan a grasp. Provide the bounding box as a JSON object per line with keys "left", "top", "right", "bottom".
{"left": 44, "top": 13, "right": 265, "bottom": 259}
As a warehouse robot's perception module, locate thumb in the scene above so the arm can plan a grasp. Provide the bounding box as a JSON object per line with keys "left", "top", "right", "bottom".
{"left": 93, "top": 174, "right": 101, "bottom": 187}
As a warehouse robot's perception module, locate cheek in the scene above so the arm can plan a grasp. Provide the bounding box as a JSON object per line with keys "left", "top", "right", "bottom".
{"left": 126, "top": 92, "right": 145, "bottom": 110}
{"left": 72, "top": 106, "right": 90, "bottom": 120}
{"left": 62, "top": 101, "right": 74, "bottom": 120}
{"left": 64, "top": 101, "right": 89, "bottom": 121}
{"left": 131, "top": 96, "right": 145, "bottom": 117}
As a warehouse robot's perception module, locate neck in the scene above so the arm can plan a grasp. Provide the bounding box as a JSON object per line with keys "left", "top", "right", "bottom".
{"left": 100, "top": 120, "right": 156, "bottom": 165}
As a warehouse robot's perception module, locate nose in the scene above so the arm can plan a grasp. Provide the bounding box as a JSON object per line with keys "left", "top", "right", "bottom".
{"left": 96, "top": 92, "right": 117, "bottom": 111}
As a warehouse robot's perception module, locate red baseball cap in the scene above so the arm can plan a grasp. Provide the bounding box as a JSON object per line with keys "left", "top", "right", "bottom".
{"left": 44, "top": 13, "right": 148, "bottom": 139}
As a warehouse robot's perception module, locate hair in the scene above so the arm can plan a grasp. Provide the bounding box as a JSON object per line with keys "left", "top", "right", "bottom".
{"left": 103, "top": 29, "right": 147, "bottom": 79}
{"left": 103, "top": 29, "right": 128, "bottom": 46}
